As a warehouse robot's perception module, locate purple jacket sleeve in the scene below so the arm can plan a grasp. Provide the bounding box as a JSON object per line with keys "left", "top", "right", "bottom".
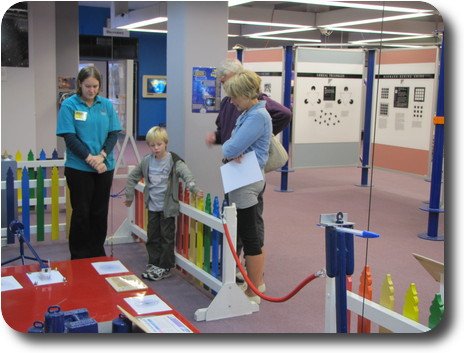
{"left": 259, "top": 93, "right": 292, "bottom": 135}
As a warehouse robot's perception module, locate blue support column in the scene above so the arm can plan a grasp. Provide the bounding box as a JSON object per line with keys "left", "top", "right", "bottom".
{"left": 321, "top": 212, "right": 380, "bottom": 333}
{"left": 235, "top": 48, "right": 243, "bottom": 62}
{"left": 275, "top": 45, "right": 294, "bottom": 192}
{"left": 419, "top": 36, "right": 445, "bottom": 241}
{"left": 357, "top": 50, "right": 375, "bottom": 187}
{"left": 325, "top": 226, "right": 354, "bottom": 333}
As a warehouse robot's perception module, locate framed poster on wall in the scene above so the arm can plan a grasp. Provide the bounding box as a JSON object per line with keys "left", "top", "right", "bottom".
{"left": 143, "top": 75, "right": 167, "bottom": 98}
{"left": 191, "top": 67, "right": 220, "bottom": 113}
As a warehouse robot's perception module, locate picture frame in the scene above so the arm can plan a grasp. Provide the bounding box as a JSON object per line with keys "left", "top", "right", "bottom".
{"left": 143, "top": 75, "right": 167, "bottom": 98}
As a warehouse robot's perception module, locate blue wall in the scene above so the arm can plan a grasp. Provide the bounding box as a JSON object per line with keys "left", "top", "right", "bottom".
{"left": 79, "top": 6, "right": 167, "bottom": 139}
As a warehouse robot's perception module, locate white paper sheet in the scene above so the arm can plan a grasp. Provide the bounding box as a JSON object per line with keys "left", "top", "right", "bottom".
{"left": 91, "top": 260, "right": 129, "bottom": 275}
{"left": 124, "top": 294, "right": 172, "bottom": 315}
{"left": 1, "top": 276, "right": 23, "bottom": 291}
{"left": 220, "top": 151, "right": 263, "bottom": 194}
{"left": 138, "top": 314, "right": 193, "bottom": 333}
{"left": 26, "top": 270, "right": 66, "bottom": 286}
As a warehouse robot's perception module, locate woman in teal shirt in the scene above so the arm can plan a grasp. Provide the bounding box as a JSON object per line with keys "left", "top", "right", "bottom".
{"left": 57, "top": 66, "right": 122, "bottom": 259}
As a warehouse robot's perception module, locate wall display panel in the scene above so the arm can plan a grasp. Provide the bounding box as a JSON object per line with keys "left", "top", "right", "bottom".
{"left": 243, "top": 48, "right": 285, "bottom": 105}
{"left": 293, "top": 48, "right": 364, "bottom": 168}
{"left": 371, "top": 48, "right": 439, "bottom": 175}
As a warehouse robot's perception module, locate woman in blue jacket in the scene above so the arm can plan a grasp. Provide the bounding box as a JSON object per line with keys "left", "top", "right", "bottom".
{"left": 222, "top": 70, "right": 272, "bottom": 304}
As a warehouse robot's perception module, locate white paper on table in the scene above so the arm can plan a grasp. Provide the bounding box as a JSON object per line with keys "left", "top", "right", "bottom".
{"left": 1, "top": 276, "right": 23, "bottom": 291}
{"left": 26, "top": 270, "right": 66, "bottom": 286}
{"left": 124, "top": 294, "right": 172, "bottom": 315}
{"left": 138, "top": 314, "right": 193, "bottom": 333}
{"left": 91, "top": 260, "right": 129, "bottom": 275}
{"left": 220, "top": 151, "right": 264, "bottom": 194}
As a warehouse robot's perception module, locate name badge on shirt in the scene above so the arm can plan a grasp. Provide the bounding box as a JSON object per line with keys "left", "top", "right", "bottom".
{"left": 74, "top": 111, "right": 87, "bottom": 121}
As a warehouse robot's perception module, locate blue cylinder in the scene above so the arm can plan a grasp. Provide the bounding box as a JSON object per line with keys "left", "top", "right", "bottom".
{"left": 28, "top": 321, "right": 45, "bottom": 333}
{"left": 44, "top": 305, "right": 65, "bottom": 333}
{"left": 345, "top": 232, "right": 354, "bottom": 276}
{"left": 112, "top": 314, "right": 132, "bottom": 333}
{"left": 325, "top": 227, "right": 338, "bottom": 278}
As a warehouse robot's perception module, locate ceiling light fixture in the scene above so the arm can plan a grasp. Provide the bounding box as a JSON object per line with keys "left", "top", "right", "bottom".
{"left": 283, "top": 1, "right": 433, "bottom": 13}
{"left": 126, "top": 28, "right": 168, "bottom": 33}
{"left": 322, "top": 12, "right": 434, "bottom": 28}
{"left": 247, "top": 27, "right": 315, "bottom": 37}
{"left": 350, "top": 34, "right": 436, "bottom": 44}
{"left": 297, "top": 42, "right": 427, "bottom": 48}
{"left": 248, "top": 35, "right": 321, "bottom": 43}
{"left": 117, "top": 17, "right": 167, "bottom": 29}
{"left": 228, "top": 19, "right": 309, "bottom": 28}
{"left": 228, "top": 0, "right": 253, "bottom": 6}
{"left": 382, "top": 44, "right": 429, "bottom": 48}
{"left": 325, "top": 27, "right": 427, "bottom": 36}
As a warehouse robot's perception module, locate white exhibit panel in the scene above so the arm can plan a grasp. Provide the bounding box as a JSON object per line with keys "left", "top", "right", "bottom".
{"left": 370, "top": 48, "right": 439, "bottom": 176}
{"left": 293, "top": 48, "right": 365, "bottom": 168}
{"left": 243, "top": 48, "right": 285, "bottom": 105}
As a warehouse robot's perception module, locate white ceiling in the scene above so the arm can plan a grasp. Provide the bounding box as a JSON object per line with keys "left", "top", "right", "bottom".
{"left": 80, "top": 1, "right": 444, "bottom": 49}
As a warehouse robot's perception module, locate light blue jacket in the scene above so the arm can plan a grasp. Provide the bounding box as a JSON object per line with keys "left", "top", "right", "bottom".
{"left": 222, "top": 101, "right": 272, "bottom": 169}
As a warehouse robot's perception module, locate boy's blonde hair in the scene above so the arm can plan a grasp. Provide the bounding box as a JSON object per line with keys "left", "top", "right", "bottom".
{"left": 224, "top": 70, "right": 261, "bottom": 100}
{"left": 146, "top": 126, "right": 168, "bottom": 144}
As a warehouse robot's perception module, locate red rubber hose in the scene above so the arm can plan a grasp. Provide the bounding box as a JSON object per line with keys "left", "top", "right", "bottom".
{"left": 222, "top": 219, "right": 323, "bottom": 303}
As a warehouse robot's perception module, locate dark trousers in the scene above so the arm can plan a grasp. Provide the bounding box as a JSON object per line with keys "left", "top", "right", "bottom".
{"left": 65, "top": 167, "right": 114, "bottom": 260}
{"left": 237, "top": 204, "right": 263, "bottom": 256}
{"left": 147, "top": 211, "right": 176, "bottom": 269}
{"left": 236, "top": 184, "right": 265, "bottom": 256}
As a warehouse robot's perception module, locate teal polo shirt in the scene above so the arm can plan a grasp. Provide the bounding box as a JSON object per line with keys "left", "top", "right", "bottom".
{"left": 56, "top": 94, "right": 122, "bottom": 172}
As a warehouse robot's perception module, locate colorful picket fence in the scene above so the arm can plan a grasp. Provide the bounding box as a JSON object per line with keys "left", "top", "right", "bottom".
{"left": 1, "top": 149, "right": 67, "bottom": 244}
{"left": 124, "top": 182, "right": 225, "bottom": 285}
{"left": 325, "top": 265, "right": 444, "bottom": 333}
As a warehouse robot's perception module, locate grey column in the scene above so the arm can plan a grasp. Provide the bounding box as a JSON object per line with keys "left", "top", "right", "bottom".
{"left": 167, "top": 1, "right": 228, "bottom": 198}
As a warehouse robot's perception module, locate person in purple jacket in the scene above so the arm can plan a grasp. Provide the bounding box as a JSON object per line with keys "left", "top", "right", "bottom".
{"left": 205, "top": 58, "right": 292, "bottom": 290}
{"left": 206, "top": 58, "right": 292, "bottom": 145}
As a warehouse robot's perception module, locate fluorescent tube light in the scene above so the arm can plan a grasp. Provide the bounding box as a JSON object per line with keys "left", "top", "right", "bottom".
{"left": 325, "top": 27, "right": 428, "bottom": 36}
{"left": 127, "top": 28, "right": 168, "bottom": 33}
{"left": 228, "top": 19, "right": 309, "bottom": 28}
{"left": 117, "top": 17, "right": 167, "bottom": 29}
{"left": 322, "top": 13, "right": 434, "bottom": 28}
{"left": 248, "top": 35, "right": 321, "bottom": 43}
{"left": 247, "top": 27, "right": 315, "bottom": 37}
{"left": 283, "top": 1, "right": 433, "bottom": 13}
{"left": 228, "top": 0, "right": 252, "bottom": 6}
{"left": 350, "top": 34, "right": 436, "bottom": 44}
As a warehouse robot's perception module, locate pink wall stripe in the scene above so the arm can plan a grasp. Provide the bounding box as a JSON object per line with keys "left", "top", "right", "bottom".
{"left": 377, "top": 49, "right": 437, "bottom": 65}
{"left": 372, "top": 143, "right": 430, "bottom": 176}
{"left": 243, "top": 48, "right": 283, "bottom": 62}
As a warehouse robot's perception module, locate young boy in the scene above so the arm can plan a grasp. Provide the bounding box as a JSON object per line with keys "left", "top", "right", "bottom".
{"left": 125, "top": 126, "right": 203, "bottom": 280}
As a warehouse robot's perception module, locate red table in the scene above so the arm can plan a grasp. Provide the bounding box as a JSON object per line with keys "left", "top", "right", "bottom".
{"left": 1, "top": 256, "right": 199, "bottom": 333}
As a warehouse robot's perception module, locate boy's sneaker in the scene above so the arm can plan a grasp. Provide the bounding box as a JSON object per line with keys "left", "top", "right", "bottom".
{"left": 141, "top": 264, "right": 160, "bottom": 280}
{"left": 150, "top": 267, "right": 171, "bottom": 281}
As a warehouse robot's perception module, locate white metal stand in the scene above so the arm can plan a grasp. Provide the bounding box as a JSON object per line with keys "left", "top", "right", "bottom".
{"left": 113, "top": 60, "right": 141, "bottom": 179}
{"left": 194, "top": 205, "right": 259, "bottom": 321}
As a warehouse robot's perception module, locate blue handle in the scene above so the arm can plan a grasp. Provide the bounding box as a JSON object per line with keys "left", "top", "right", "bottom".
{"left": 361, "top": 231, "right": 380, "bottom": 238}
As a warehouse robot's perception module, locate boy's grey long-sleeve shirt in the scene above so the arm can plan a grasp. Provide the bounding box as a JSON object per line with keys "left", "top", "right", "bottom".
{"left": 125, "top": 152, "right": 200, "bottom": 218}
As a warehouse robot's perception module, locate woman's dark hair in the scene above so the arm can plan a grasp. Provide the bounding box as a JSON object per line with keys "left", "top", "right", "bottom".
{"left": 76, "top": 66, "right": 101, "bottom": 96}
